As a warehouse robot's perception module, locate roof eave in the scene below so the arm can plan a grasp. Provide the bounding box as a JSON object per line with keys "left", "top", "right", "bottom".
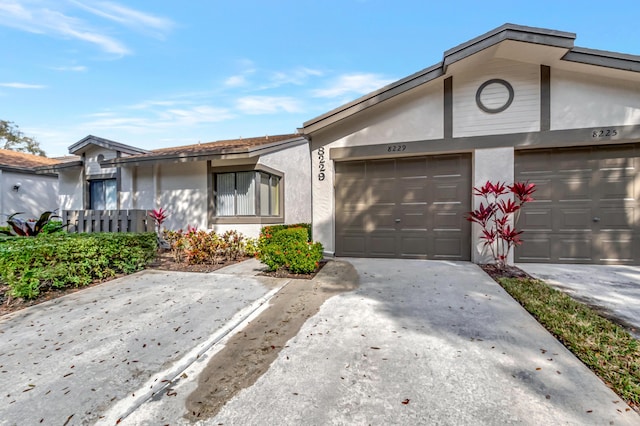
{"left": 562, "top": 46, "right": 640, "bottom": 72}
{"left": 2, "top": 164, "right": 58, "bottom": 176}
{"left": 101, "top": 136, "right": 307, "bottom": 167}
{"left": 34, "top": 160, "right": 83, "bottom": 174}
{"left": 68, "top": 135, "right": 150, "bottom": 156}
{"left": 442, "top": 23, "right": 575, "bottom": 70}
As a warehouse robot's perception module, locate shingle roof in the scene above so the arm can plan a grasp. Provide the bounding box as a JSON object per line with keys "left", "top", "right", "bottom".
{"left": 0, "top": 149, "right": 60, "bottom": 171}
{"left": 103, "top": 133, "right": 305, "bottom": 165}
{"left": 148, "top": 134, "right": 301, "bottom": 157}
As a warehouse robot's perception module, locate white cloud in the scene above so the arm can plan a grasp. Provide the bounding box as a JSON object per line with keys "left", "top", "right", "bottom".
{"left": 236, "top": 96, "right": 302, "bottom": 115}
{"left": 267, "top": 67, "right": 324, "bottom": 88}
{"left": 0, "top": 82, "right": 46, "bottom": 89}
{"left": 70, "top": 0, "right": 174, "bottom": 37}
{"left": 126, "top": 99, "right": 187, "bottom": 110}
{"left": 51, "top": 65, "right": 88, "bottom": 72}
{"left": 313, "top": 73, "right": 395, "bottom": 98}
{"left": 0, "top": 0, "right": 174, "bottom": 55}
{"left": 84, "top": 105, "right": 235, "bottom": 131}
{"left": 224, "top": 75, "right": 247, "bottom": 88}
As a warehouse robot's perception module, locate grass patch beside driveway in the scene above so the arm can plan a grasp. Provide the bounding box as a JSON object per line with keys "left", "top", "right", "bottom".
{"left": 499, "top": 277, "right": 640, "bottom": 412}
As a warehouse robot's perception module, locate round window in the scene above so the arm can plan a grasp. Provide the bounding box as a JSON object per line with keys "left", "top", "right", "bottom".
{"left": 475, "top": 79, "right": 514, "bottom": 114}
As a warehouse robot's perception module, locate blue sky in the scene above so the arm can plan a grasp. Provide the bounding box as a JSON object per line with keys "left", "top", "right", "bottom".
{"left": 1, "top": 1, "right": 639, "bottom": 157}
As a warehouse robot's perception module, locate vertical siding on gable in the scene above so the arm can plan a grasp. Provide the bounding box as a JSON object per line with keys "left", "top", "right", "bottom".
{"left": 550, "top": 68, "right": 640, "bottom": 130}
{"left": 453, "top": 58, "right": 540, "bottom": 138}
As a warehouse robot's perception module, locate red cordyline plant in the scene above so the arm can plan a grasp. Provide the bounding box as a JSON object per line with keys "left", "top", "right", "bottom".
{"left": 148, "top": 207, "right": 168, "bottom": 234}
{"left": 466, "top": 180, "right": 536, "bottom": 269}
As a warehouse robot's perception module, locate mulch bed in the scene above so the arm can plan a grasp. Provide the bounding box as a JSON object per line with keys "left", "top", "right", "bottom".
{"left": 479, "top": 263, "right": 532, "bottom": 282}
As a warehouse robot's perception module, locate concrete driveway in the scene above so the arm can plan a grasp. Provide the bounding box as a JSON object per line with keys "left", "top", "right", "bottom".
{"left": 518, "top": 263, "right": 640, "bottom": 340}
{"left": 130, "top": 258, "right": 637, "bottom": 425}
{"left": 0, "top": 266, "right": 289, "bottom": 426}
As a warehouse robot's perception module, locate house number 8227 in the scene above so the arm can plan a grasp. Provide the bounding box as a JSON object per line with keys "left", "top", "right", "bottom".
{"left": 318, "top": 147, "right": 326, "bottom": 181}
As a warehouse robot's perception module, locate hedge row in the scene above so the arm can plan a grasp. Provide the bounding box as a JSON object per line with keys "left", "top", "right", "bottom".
{"left": 0, "top": 233, "right": 157, "bottom": 299}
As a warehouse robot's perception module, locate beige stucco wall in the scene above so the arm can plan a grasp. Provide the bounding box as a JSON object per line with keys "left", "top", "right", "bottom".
{"left": 472, "top": 147, "right": 515, "bottom": 264}
{"left": 155, "top": 161, "right": 209, "bottom": 231}
{"left": 258, "top": 141, "right": 311, "bottom": 225}
{"left": 58, "top": 169, "right": 83, "bottom": 211}
{"left": 550, "top": 68, "right": 640, "bottom": 130}
{"left": 0, "top": 170, "right": 58, "bottom": 225}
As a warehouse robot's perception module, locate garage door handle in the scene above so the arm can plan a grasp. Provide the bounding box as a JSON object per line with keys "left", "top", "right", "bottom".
{"left": 593, "top": 217, "right": 600, "bottom": 222}
{"left": 395, "top": 218, "right": 401, "bottom": 223}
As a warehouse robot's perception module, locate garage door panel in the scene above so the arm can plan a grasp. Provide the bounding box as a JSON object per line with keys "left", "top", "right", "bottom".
{"left": 599, "top": 207, "right": 635, "bottom": 229}
{"left": 527, "top": 179, "right": 552, "bottom": 202}
{"left": 368, "top": 207, "right": 395, "bottom": 230}
{"left": 369, "top": 159, "right": 395, "bottom": 177}
{"left": 397, "top": 158, "right": 427, "bottom": 177}
{"left": 432, "top": 235, "right": 465, "bottom": 258}
{"left": 516, "top": 143, "right": 640, "bottom": 265}
{"left": 433, "top": 184, "right": 462, "bottom": 203}
{"left": 340, "top": 235, "right": 366, "bottom": 256}
{"left": 433, "top": 211, "right": 463, "bottom": 230}
{"left": 400, "top": 234, "right": 428, "bottom": 256}
{"left": 400, "top": 208, "right": 428, "bottom": 230}
{"left": 400, "top": 178, "right": 428, "bottom": 203}
{"left": 430, "top": 154, "right": 466, "bottom": 176}
{"left": 372, "top": 178, "right": 396, "bottom": 204}
{"left": 518, "top": 237, "right": 551, "bottom": 261}
{"left": 518, "top": 158, "right": 553, "bottom": 175}
{"left": 520, "top": 208, "right": 553, "bottom": 230}
{"left": 557, "top": 177, "right": 591, "bottom": 201}
{"left": 558, "top": 237, "right": 593, "bottom": 262}
{"left": 601, "top": 175, "right": 634, "bottom": 200}
{"left": 370, "top": 234, "right": 397, "bottom": 256}
{"left": 557, "top": 208, "right": 593, "bottom": 230}
{"left": 599, "top": 235, "right": 633, "bottom": 262}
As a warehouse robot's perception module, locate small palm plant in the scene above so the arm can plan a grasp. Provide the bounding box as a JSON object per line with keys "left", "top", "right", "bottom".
{"left": 0, "top": 210, "right": 67, "bottom": 237}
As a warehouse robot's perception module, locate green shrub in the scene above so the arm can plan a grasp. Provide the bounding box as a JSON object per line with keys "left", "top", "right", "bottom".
{"left": 0, "top": 233, "right": 157, "bottom": 299}
{"left": 261, "top": 223, "right": 312, "bottom": 242}
{"left": 257, "top": 226, "right": 323, "bottom": 274}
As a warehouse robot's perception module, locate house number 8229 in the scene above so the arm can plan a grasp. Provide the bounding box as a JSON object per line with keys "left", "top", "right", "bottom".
{"left": 318, "top": 147, "right": 326, "bottom": 181}
{"left": 387, "top": 144, "right": 407, "bottom": 152}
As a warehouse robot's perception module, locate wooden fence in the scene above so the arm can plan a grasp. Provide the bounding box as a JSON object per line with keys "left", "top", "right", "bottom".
{"left": 62, "top": 210, "right": 153, "bottom": 233}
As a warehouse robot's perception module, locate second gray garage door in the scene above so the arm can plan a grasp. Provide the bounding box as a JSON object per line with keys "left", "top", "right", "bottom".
{"left": 335, "top": 154, "right": 471, "bottom": 259}
{"left": 515, "top": 143, "right": 640, "bottom": 264}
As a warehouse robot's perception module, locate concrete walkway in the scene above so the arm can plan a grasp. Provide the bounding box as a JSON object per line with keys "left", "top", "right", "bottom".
{"left": 518, "top": 263, "right": 640, "bottom": 340}
{"left": 204, "top": 259, "right": 637, "bottom": 425}
{"left": 0, "top": 267, "right": 289, "bottom": 426}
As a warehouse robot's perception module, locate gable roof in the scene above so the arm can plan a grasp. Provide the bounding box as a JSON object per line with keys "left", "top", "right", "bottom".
{"left": 68, "top": 134, "right": 150, "bottom": 156}
{"left": 0, "top": 149, "right": 60, "bottom": 174}
{"left": 302, "top": 23, "right": 640, "bottom": 134}
{"left": 103, "top": 133, "right": 306, "bottom": 166}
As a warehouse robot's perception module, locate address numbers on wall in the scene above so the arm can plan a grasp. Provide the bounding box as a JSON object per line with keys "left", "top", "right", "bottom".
{"left": 317, "top": 147, "right": 326, "bottom": 181}
{"left": 592, "top": 129, "right": 618, "bottom": 138}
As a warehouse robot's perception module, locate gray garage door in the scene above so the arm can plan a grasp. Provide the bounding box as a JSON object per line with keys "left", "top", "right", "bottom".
{"left": 515, "top": 143, "right": 640, "bottom": 264}
{"left": 335, "top": 154, "right": 471, "bottom": 259}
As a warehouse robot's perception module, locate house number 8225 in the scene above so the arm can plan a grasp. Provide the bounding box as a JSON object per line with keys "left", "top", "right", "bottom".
{"left": 318, "top": 147, "right": 326, "bottom": 181}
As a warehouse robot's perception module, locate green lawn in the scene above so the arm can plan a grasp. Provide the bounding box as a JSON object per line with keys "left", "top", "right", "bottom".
{"left": 498, "top": 277, "right": 640, "bottom": 410}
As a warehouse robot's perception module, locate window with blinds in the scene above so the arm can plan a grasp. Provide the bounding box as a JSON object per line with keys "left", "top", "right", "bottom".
{"left": 215, "top": 171, "right": 280, "bottom": 217}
